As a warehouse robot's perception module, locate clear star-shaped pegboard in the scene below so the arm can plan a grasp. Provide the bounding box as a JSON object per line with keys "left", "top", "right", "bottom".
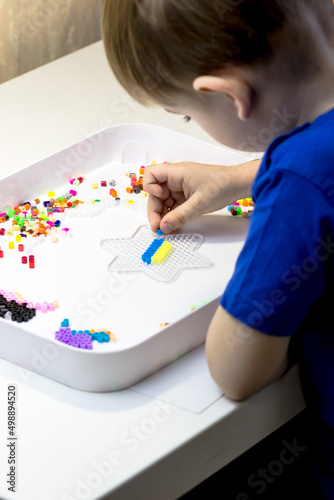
{"left": 100, "top": 225, "right": 213, "bottom": 284}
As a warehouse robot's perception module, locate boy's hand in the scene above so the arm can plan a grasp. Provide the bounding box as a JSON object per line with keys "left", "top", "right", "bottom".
{"left": 143, "top": 160, "right": 260, "bottom": 234}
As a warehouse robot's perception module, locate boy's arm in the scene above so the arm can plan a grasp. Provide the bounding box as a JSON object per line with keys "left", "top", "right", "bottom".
{"left": 206, "top": 306, "right": 290, "bottom": 401}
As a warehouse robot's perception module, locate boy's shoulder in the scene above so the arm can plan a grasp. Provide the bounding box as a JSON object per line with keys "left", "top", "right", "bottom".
{"left": 255, "top": 108, "right": 334, "bottom": 199}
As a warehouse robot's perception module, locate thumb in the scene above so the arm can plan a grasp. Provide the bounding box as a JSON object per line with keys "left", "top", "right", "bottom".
{"left": 160, "top": 192, "right": 204, "bottom": 234}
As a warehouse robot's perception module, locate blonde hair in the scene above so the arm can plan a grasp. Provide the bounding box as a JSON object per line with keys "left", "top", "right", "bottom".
{"left": 102, "top": 0, "right": 334, "bottom": 105}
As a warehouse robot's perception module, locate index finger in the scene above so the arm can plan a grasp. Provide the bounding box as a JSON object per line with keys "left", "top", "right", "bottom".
{"left": 143, "top": 164, "right": 173, "bottom": 197}
{"left": 147, "top": 193, "right": 164, "bottom": 232}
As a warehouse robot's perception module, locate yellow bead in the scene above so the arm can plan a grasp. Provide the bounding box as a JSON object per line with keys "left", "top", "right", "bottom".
{"left": 8, "top": 241, "right": 14, "bottom": 249}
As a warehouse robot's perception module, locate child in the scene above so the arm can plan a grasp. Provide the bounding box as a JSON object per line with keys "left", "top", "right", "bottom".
{"left": 102, "top": 1, "right": 334, "bottom": 497}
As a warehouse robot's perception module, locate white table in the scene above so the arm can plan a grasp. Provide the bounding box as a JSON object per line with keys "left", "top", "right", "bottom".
{"left": 0, "top": 42, "right": 306, "bottom": 500}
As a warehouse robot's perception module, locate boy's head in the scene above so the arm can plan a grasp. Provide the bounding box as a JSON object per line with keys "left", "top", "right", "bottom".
{"left": 102, "top": 0, "right": 334, "bottom": 151}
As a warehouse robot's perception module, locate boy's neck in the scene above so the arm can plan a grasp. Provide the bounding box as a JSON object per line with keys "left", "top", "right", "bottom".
{"left": 296, "top": 74, "right": 334, "bottom": 126}
{"left": 292, "top": 21, "right": 334, "bottom": 126}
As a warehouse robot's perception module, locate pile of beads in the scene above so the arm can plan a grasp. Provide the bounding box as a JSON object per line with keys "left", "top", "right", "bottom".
{"left": 0, "top": 289, "right": 59, "bottom": 322}
{"left": 55, "top": 328, "right": 93, "bottom": 349}
{"left": 55, "top": 319, "right": 117, "bottom": 350}
{"left": 227, "top": 198, "right": 254, "bottom": 218}
{"left": 0, "top": 291, "right": 36, "bottom": 322}
{"left": 125, "top": 168, "right": 144, "bottom": 195}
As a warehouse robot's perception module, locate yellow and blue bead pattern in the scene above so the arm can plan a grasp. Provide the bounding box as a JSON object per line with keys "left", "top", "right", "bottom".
{"left": 142, "top": 237, "right": 173, "bottom": 265}
{"left": 151, "top": 241, "right": 173, "bottom": 264}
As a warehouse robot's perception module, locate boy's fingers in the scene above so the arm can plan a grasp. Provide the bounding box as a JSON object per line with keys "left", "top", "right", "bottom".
{"left": 160, "top": 191, "right": 204, "bottom": 234}
{"left": 147, "top": 194, "right": 163, "bottom": 232}
{"left": 145, "top": 181, "right": 170, "bottom": 200}
{"left": 144, "top": 164, "right": 184, "bottom": 196}
{"left": 143, "top": 166, "right": 169, "bottom": 194}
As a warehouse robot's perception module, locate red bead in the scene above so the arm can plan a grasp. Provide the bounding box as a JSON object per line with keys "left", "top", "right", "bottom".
{"left": 22, "top": 256, "right": 27, "bottom": 264}
{"left": 29, "top": 261, "right": 35, "bottom": 269}
{"left": 18, "top": 244, "right": 24, "bottom": 252}
{"left": 0, "top": 250, "right": 3, "bottom": 258}
{"left": 29, "top": 255, "right": 34, "bottom": 262}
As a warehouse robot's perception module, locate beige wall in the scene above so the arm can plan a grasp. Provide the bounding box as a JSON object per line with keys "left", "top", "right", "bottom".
{"left": 0, "top": 0, "right": 102, "bottom": 84}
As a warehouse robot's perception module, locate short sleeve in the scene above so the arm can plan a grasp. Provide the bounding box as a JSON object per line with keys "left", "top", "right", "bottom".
{"left": 220, "top": 170, "right": 333, "bottom": 337}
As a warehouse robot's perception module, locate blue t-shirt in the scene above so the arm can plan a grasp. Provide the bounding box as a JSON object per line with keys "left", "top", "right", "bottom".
{"left": 221, "top": 108, "right": 334, "bottom": 498}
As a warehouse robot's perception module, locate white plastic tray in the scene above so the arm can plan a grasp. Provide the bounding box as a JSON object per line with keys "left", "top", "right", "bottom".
{"left": 0, "top": 124, "right": 252, "bottom": 391}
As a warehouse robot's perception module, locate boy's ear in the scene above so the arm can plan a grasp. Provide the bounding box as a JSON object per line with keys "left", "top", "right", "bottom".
{"left": 193, "top": 73, "right": 253, "bottom": 121}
